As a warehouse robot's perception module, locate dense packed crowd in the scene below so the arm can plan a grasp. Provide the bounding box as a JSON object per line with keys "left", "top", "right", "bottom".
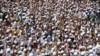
{"left": 0, "top": 0, "right": 100, "bottom": 56}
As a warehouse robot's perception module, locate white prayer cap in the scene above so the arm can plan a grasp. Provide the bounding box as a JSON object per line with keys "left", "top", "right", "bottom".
{"left": 49, "top": 42, "right": 53, "bottom": 45}
{"left": 29, "top": 37, "right": 32, "bottom": 40}
{"left": 64, "top": 29, "right": 67, "bottom": 31}
{"left": 52, "top": 51, "right": 56, "bottom": 55}
{"left": 87, "top": 45, "right": 93, "bottom": 49}
{"left": 19, "top": 55, "right": 22, "bottom": 56}
{"left": 0, "top": 49, "right": 3, "bottom": 54}
{"left": 13, "top": 35, "right": 16, "bottom": 38}
{"left": 44, "top": 41, "right": 47, "bottom": 45}
{"left": 86, "top": 39, "right": 89, "bottom": 43}
{"left": 71, "top": 30, "right": 74, "bottom": 33}
{"left": 96, "top": 38, "right": 99, "bottom": 41}
{"left": 79, "top": 45, "right": 86, "bottom": 49}
{"left": 65, "top": 21, "right": 68, "bottom": 24}
{"left": 61, "top": 50, "right": 64, "bottom": 53}
{"left": 80, "top": 51, "right": 86, "bottom": 55}
{"left": 89, "top": 49, "right": 93, "bottom": 53}
{"left": 18, "top": 51, "right": 22, "bottom": 54}
{"left": 13, "top": 45, "right": 15, "bottom": 47}
{"left": 33, "top": 40, "right": 36, "bottom": 43}
{"left": 80, "top": 31, "right": 85, "bottom": 36}
{"left": 14, "top": 50, "right": 17, "bottom": 53}
{"left": 6, "top": 29, "right": 10, "bottom": 32}
{"left": 6, "top": 47, "right": 11, "bottom": 52}
{"left": 40, "top": 53, "right": 45, "bottom": 56}
{"left": 20, "top": 42, "right": 24, "bottom": 46}
{"left": 89, "top": 54, "right": 94, "bottom": 56}
{"left": 56, "top": 32, "right": 60, "bottom": 35}
{"left": 44, "top": 53, "right": 49, "bottom": 55}
{"left": 87, "top": 30, "right": 90, "bottom": 34}
{"left": 7, "top": 40, "right": 11, "bottom": 43}
{"left": 29, "top": 52, "right": 34, "bottom": 56}
{"left": 66, "top": 25, "right": 69, "bottom": 28}
{"left": 73, "top": 39, "right": 77, "bottom": 42}
{"left": 95, "top": 30, "right": 97, "bottom": 34}
{"left": 0, "top": 13, "right": 3, "bottom": 15}
{"left": 36, "top": 49, "right": 39, "bottom": 52}
{"left": 0, "top": 44, "right": 3, "bottom": 47}
{"left": 14, "top": 40, "right": 18, "bottom": 44}
{"left": 63, "top": 53, "right": 66, "bottom": 56}
{"left": 1, "top": 36, "right": 4, "bottom": 39}
{"left": 70, "top": 49, "right": 75, "bottom": 53}
{"left": 56, "top": 30, "right": 60, "bottom": 33}
{"left": 96, "top": 10, "right": 100, "bottom": 13}
{"left": 61, "top": 45, "right": 65, "bottom": 48}
{"left": 37, "top": 39, "right": 40, "bottom": 42}
{"left": 43, "top": 24, "right": 47, "bottom": 28}
{"left": 64, "top": 39, "right": 67, "bottom": 42}
{"left": 97, "top": 34, "right": 100, "bottom": 36}
{"left": 74, "top": 52, "right": 78, "bottom": 55}
{"left": 28, "top": 47, "right": 31, "bottom": 51}
{"left": 65, "top": 35, "right": 68, "bottom": 38}
{"left": 22, "top": 16, "right": 26, "bottom": 19}
{"left": 67, "top": 38, "right": 71, "bottom": 42}
{"left": 26, "top": 16, "right": 29, "bottom": 19}
{"left": 23, "top": 48, "right": 27, "bottom": 52}
{"left": 57, "top": 41, "right": 61, "bottom": 45}
{"left": 10, "top": 50, "right": 13, "bottom": 54}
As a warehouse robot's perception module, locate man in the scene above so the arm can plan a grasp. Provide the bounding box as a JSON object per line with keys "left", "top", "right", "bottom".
{"left": 95, "top": 9, "right": 100, "bottom": 24}
{"left": 99, "top": 1, "right": 100, "bottom": 7}
{"left": 2, "top": 12, "right": 9, "bottom": 22}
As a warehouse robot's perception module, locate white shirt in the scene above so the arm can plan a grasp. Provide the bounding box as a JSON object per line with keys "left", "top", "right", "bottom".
{"left": 29, "top": 52, "right": 34, "bottom": 56}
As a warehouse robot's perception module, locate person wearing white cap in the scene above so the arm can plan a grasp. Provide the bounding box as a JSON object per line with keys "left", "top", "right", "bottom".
{"left": 89, "top": 53, "right": 98, "bottom": 56}
{"left": 23, "top": 48, "right": 27, "bottom": 52}
{"left": 57, "top": 41, "right": 61, "bottom": 45}
{"left": 6, "top": 46, "right": 11, "bottom": 56}
{"left": 73, "top": 51, "right": 79, "bottom": 56}
{"left": 63, "top": 53, "right": 66, "bottom": 56}
{"left": 52, "top": 51, "right": 56, "bottom": 56}
{"left": 29, "top": 52, "right": 34, "bottom": 56}
{"left": 18, "top": 51, "right": 22, "bottom": 55}
{"left": 87, "top": 45, "right": 93, "bottom": 50}
{"left": 80, "top": 51, "right": 87, "bottom": 56}
{"left": 70, "top": 49, "right": 75, "bottom": 56}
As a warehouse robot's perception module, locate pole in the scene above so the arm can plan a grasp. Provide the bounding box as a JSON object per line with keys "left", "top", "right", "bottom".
{"left": 30, "top": 0, "right": 32, "bottom": 9}
{"left": 3, "top": 39, "right": 7, "bottom": 56}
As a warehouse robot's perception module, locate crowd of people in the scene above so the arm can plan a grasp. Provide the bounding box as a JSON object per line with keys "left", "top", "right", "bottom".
{"left": 0, "top": 0, "right": 100, "bottom": 56}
